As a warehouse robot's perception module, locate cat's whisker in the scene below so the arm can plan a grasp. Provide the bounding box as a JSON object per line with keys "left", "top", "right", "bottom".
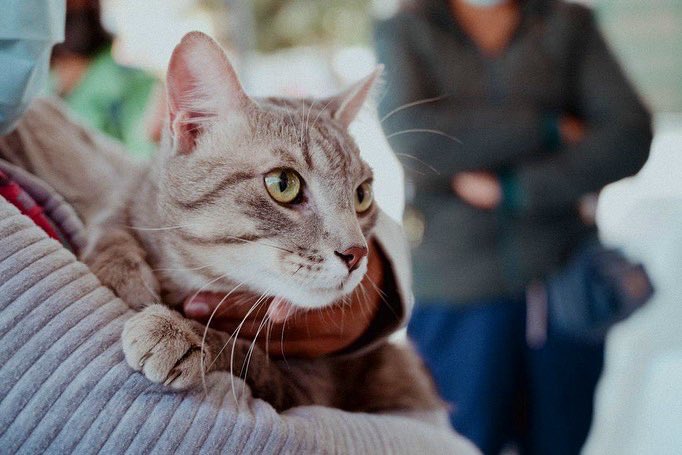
{"left": 187, "top": 270, "right": 234, "bottom": 317}
{"left": 298, "top": 100, "right": 306, "bottom": 146}
{"left": 394, "top": 152, "right": 441, "bottom": 175}
{"left": 228, "top": 290, "right": 271, "bottom": 405}
{"left": 358, "top": 281, "right": 370, "bottom": 306}
{"left": 339, "top": 298, "right": 346, "bottom": 333}
{"left": 227, "top": 305, "right": 258, "bottom": 405}
{"left": 131, "top": 227, "right": 296, "bottom": 255}
{"left": 360, "top": 282, "right": 373, "bottom": 313}
{"left": 265, "top": 315, "right": 275, "bottom": 362}
{"left": 365, "top": 274, "right": 388, "bottom": 299}
{"left": 253, "top": 241, "right": 296, "bottom": 255}
{"left": 280, "top": 313, "right": 288, "bottom": 365}
{"left": 340, "top": 297, "right": 349, "bottom": 332}
{"left": 352, "top": 286, "right": 369, "bottom": 321}
{"left": 199, "top": 280, "right": 247, "bottom": 395}
{"left": 239, "top": 309, "right": 271, "bottom": 398}
{"left": 215, "top": 235, "right": 295, "bottom": 255}
{"left": 303, "top": 310, "right": 312, "bottom": 340}
{"left": 321, "top": 301, "right": 342, "bottom": 332}
{"left": 300, "top": 100, "right": 311, "bottom": 147}
{"left": 304, "top": 99, "right": 316, "bottom": 138}
{"left": 366, "top": 274, "right": 400, "bottom": 320}
{"left": 139, "top": 274, "right": 161, "bottom": 305}
{"left": 341, "top": 294, "right": 352, "bottom": 330}
{"left": 385, "top": 128, "right": 462, "bottom": 145}
{"left": 152, "top": 264, "right": 213, "bottom": 273}
{"left": 279, "top": 301, "right": 299, "bottom": 368}
{"left": 280, "top": 104, "right": 299, "bottom": 145}
{"left": 208, "top": 289, "right": 266, "bottom": 373}
{"left": 355, "top": 284, "right": 367, "bottom": 317}
{"left": 316, "top": 304, "right": 330, "bottom": 330}
{"left": 394, "top": 159, "right": 427, "bottom": 177}
{"left": 358, "top": 282, "right": 376, "bottom": 323}
{"left": 127, "top": 223, "right": 198, "bottom": 231}
{"left": 379, "top": 95, "right": 449, "bottom": 124}
{"left": 289, "top": 264, "right": 305, "bottom": 282}
{"left": 310, "top": 97, "right": 335, "bottom": 131}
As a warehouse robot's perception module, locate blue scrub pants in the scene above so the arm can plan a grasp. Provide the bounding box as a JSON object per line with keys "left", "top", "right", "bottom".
{"left": 408, "top": 296, "right": 604, "bottom": 455}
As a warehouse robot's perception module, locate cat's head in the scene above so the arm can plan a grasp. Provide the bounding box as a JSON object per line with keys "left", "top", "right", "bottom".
{"left": 153, "top": 32, "right": 382, "bottom": 311}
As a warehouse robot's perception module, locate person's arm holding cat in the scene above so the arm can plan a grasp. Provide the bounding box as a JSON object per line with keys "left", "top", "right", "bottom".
{"left": 0, "top": 8, "right": 478, "bottom": 451}
{"left": 1, "top": 107, "right": 479, "bottom": 453}
{"left": 1, "top": 101, "right": 477, "bottom": 453}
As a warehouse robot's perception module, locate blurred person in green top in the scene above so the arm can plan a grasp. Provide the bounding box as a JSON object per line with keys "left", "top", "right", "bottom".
{"left": 50, "top": 0, "right": 157, "bottom": 159}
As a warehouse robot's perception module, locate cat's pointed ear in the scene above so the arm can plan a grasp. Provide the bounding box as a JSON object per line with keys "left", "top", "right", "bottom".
{"left": 166, "top": 31, "right": 251, "bottom": 154}
{"left": 327, "top": 65, "right": 383, "bottom": 129}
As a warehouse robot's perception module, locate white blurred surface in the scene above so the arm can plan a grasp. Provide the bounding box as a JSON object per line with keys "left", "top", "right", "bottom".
{"left": 585, "top": 114, "right": 682, "bottom": 454}
{"left": 102, "top": 0, "right": 215, "bottom": 74}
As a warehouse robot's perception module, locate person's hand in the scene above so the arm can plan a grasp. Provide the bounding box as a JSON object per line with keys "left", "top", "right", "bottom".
{"left": 183, "top": 241, "right": 386, "bottom": 358}
{"left": 452, "top": 171, "right": 502, "bottom": 210}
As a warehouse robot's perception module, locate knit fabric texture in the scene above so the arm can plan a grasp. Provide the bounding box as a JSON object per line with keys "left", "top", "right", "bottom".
{"left": 0, "top": 193, "right": 477, "bottom": 454}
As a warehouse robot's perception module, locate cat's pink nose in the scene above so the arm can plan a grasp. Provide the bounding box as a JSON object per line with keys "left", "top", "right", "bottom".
{"left": 335, "top": 246, "right": 368, "bottom": 272}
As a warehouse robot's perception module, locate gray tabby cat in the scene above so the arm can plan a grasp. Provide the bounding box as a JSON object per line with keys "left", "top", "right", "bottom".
{"left": 83, "top": 31, "right": 441, "bottom": 412}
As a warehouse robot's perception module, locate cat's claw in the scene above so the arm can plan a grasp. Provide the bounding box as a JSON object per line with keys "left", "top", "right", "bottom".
{"left": 164, "top": 369, "right": 182, "bottom": 386}
{"left": 138, "top": 351, "right": 152, "bottom": 368}
{"left": 122, "top": 304, "right": 211, "bottom": 390}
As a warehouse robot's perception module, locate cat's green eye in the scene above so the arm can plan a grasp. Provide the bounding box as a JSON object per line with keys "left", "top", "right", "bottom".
{"left": 264, "top": 168, "right": 302, "bottom": 204}
{"left": 355, "top": 181, "right": 373, "bottom": 213}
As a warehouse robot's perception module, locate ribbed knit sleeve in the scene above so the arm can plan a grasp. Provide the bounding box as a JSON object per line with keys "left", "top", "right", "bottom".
{"left": 0, "top": 199, "right": 478, "bottom": 454}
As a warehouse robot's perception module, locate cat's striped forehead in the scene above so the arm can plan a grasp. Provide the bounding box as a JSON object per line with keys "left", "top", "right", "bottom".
{"left": 161, "top": 94, "right": 377, "bottom": 239}
{"left": 253, "top": 96, "right": 372, "bottom": 185}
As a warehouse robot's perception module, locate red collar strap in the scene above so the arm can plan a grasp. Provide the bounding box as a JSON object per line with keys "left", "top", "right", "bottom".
{"left": 0, "top": 169, "right": 61, "bottom": 241}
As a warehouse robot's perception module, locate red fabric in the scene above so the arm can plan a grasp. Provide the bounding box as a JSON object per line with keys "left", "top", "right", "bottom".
{"left": 0, "top": 170, "right": 60, "bottom": 240}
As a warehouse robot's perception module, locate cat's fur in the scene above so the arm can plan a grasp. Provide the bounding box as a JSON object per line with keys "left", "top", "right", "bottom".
{"left": 82, "top": 32, "right": 442, "bottom": 412}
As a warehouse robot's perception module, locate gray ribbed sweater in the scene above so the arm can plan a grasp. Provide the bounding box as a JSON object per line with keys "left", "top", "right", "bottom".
{"left": 0, "top": 100, "right": 478, "bottom": 454}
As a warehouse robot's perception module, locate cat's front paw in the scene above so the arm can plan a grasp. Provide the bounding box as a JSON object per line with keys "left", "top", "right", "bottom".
{"left": 85, "top": 244, "right": 160, "bottom": 310}
{"left": 122, "top": 304, "right": 212, "bottom": 389}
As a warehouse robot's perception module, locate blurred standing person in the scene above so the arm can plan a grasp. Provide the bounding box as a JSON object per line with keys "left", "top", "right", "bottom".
{"left": 51, "top": 0, "right": 157, "bottom": 158}
{"left": 375, "top": 0, "right": 652, "bottom": 454}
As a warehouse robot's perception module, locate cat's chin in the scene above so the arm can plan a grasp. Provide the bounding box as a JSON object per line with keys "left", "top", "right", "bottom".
{"left": 273, "top": 276, "right": 364, "bottom": 311}
{"left": 266, "top": 265, "right": 367, "bottom": 311}
{"left": 171, "top": 261, "right": 365, "bottom": 313}
{"left": 264, "top": 280, "right": 358, "bottom": 322}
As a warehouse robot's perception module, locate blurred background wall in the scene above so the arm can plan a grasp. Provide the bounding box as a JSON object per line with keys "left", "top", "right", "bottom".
{"left": 98, "top": 0, "right": 682, "bottom": 240}
{"left": 102, "top": 0, "right": 682, "bottom": 110}
{"left": 594, "top": 0, "right": 682, "bottom": 113}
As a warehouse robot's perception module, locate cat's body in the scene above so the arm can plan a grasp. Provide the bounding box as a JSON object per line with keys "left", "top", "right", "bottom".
{"left": 82, "top": 32, "right": 442, "bottom": 413}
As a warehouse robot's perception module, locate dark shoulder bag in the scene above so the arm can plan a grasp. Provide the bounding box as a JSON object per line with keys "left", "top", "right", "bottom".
{"left": 546, "top": 236, "right": 654, "bottom": 344}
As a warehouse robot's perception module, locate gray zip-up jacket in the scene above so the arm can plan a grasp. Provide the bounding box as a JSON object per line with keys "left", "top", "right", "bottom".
{"left": 375, "top": 0, "right": 652, "bottom": 302}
